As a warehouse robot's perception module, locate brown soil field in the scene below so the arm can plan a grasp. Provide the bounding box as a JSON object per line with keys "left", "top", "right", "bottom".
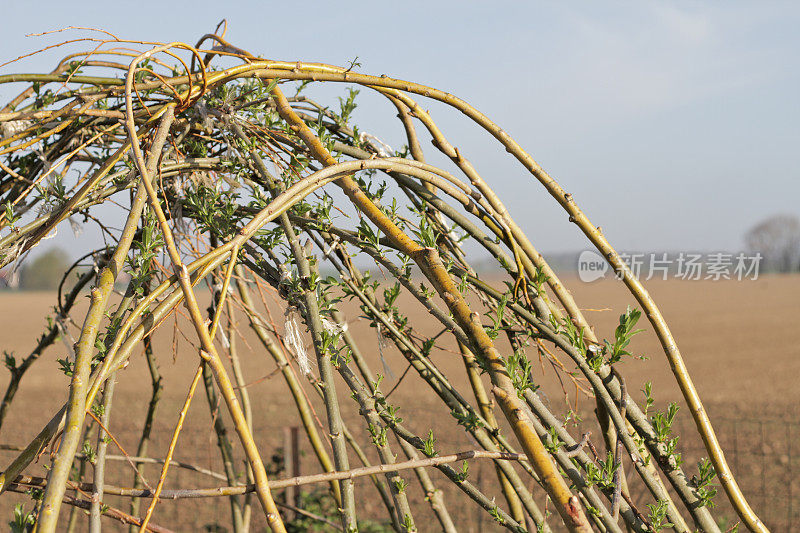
{"left": 0, "top": 274, "right": 797, "bottom": 531}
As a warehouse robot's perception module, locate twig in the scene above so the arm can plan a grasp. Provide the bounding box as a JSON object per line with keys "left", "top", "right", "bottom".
{"left": 139, "top": 363, "right": 203, "bottom": 531}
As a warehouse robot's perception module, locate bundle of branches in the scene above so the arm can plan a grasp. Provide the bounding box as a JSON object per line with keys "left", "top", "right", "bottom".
{"left": 0, "top": 26, "right": 766, "bottom": 533}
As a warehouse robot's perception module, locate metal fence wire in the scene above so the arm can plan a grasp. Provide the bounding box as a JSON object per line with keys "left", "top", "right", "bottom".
{"left": 1, "top": 402, "right": 796, "bottom": 532}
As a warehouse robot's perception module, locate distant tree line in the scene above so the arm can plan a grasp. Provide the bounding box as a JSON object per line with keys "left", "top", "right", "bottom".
{"left": 0, "top": 248, "right": 72, "bottom": 290}
{"left": 745, "top": 214, "right": 800, "bottom": 273}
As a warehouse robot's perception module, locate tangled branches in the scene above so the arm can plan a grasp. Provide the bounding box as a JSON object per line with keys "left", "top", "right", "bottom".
{"left": 0, "top": 26, "right": 766, "bottom": 533}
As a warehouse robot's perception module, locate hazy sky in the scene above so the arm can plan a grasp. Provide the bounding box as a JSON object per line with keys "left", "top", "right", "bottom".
{"left": 2, "top": 1, "right": 798, "bottom": 255}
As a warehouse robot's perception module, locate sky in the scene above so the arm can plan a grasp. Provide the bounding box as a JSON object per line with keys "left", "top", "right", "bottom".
{"left": 1, "top": 0, "right": 798, "bottom": 256}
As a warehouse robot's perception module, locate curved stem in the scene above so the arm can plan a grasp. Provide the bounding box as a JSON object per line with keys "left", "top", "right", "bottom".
{"left": 33, "top": 107, "right": 175, "bottom": 532}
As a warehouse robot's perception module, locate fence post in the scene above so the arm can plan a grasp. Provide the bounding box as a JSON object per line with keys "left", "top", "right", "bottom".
{"left": 789, "top": 422, "right": 793, "bottom": 529}
{"left": 284, "top": 426, "right": 300, "bottom": 518}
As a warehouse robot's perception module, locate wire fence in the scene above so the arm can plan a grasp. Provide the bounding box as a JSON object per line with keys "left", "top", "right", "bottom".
{"left": 1, "top": 403, "right": 796, "bottom": 531}
{"left": 667, "top": 412, "right": 799, "bottom": 532}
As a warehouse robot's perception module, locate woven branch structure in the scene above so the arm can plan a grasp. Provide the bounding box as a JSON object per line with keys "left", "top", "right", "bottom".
{"left": 0, "top": 27, "right": 767, "bottom": 533}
